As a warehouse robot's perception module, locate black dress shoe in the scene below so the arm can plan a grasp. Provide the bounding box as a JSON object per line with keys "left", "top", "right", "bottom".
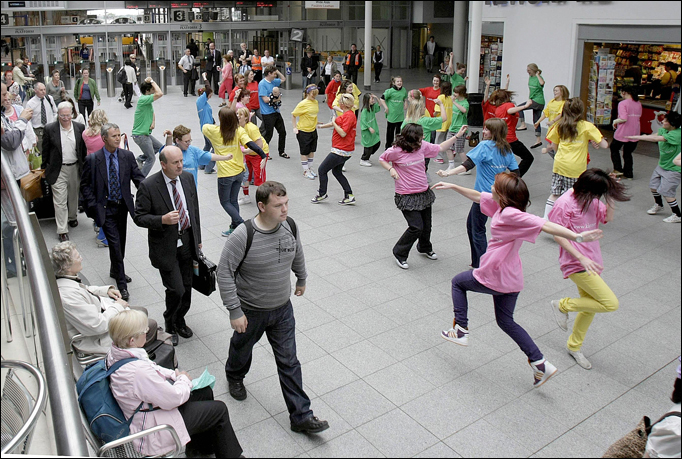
{"left": 68, "top": 220, "right": 79, "bottom": 228}
{"left": 58, "top": 233, "right": 69, "bottom": 242}
{"left": 228, "top": 380, "right": 247, "bottom": 401}
{"left": 291, "top": 416, "right": 329, "bottom": 433}
{"left": 169, "top": 332, "right": 179, "bottom": 346}
{"left": 110, "top": 274, "right": 132, "bottom": 283}
{"left": 176, "top": 325, "right": 193, "bottom": 339}
{"left": 120, "top": 289, "right": 130, "bottom": 301}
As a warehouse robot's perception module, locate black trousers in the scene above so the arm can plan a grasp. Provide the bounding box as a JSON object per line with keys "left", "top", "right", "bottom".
{"left": 159, "top": 231, "right": 193, "bottom": 331}
{"left": 393, "top": 205, "right": 433, "bottom": 262}
{"left": 102, "top": 202, "right": 129, "bottom": 290}
{"left": 254, "top": 70, "right": 263, "bottom": 82}
{"left": 206, "top": 68, "right": 220, "bottom": 94}
{"left": 260, "top": 112, "right": 287, "bottom": 155}
{"left": 179, "top": 387, "right": 243, "bottom": 458}
{"left": 182, "top": 71, "right": 196, "bottom": 96}
{"left": 362, "top": 141, "right": 381, "bottom": 161}
{"left": 610, "top": 139, "right": 638, "bottom": 178}
{"left": 318, "top": 153, "right": 352, "bottom": 197}
{"left": 346, "top": 68, "right": 359, "bottom": 84}
{"left": 123, "top": 83, "right": 133, "bottom": 108}
{"left": 385, "top": 121, "right": 402, "bottom": 150}
{"left": 510, "top": 140, "right": 534, "bottom": 177}
{"left": 78, "top": 99, "right": 94, "bottom": 125}
{"left": 374, "top": 63, "right": 383, "bottom": 81}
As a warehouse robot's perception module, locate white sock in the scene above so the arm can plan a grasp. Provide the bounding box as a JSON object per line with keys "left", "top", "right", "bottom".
{"left": 448, "top": 160, "right": 455, "bottom": 167}
{"left": 307, "top": 158, "right": 314, "bottom": 168}
{"left": 302, "top": 161, "right": 309, "bottom": 171}
{"left": 543, "top": 199, "right": 555, "bottom": 220}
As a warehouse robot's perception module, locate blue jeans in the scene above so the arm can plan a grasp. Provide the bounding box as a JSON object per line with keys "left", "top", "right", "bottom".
{"left": 132, "top": 134, "right": 163, "bottom": 177}
{"left": 466, "top": 203, "right": 488, "bottom": 268}
{"left": 225, "top": 301, "right": 313, "bottom": 424}
{"left": 451, "top": 270, "right": 543, "bottom": 362}
{"left": 203, "top": 135, "right": 215, "bottom": 173}
{"left": 218, "top": 172, "right": 245, "bottom": 228}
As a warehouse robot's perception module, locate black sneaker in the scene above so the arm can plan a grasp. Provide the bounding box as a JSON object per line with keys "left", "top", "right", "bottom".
{"left": 229, "top": 380, "right": 247, "bottom": 401}
{"left": 291, "top": 416, "right": 329, "bottom": 433}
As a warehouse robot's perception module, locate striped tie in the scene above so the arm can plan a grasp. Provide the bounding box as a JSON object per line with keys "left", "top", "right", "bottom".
{"left": 170, "top": 180, "right": 190, "bottom": 231}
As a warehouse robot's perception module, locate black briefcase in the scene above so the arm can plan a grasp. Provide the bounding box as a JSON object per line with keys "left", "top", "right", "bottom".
{"left": 146, "top": 340, "right": 176, "bottom": 370}
{"left": 193, "top": 252, "right": 217, "bottom": 297}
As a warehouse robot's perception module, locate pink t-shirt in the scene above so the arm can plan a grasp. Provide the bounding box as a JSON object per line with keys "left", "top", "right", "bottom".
{"left": 548, "top": 189, "right": 607, "bottom": 278}
{"left": 379, "top": 141, "right": 441, "bottom": 195}
{"left": 82, "top": 131, "right": 105, "bottom": 155}
{"left": 473, "top": 193, "right": 546, "bottom": 293}
{"left": 613, "top": 99, "right": 642, "bottom": 142}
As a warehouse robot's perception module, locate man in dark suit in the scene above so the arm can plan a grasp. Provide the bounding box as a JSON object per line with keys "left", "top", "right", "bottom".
{"left": 205, "top": 41, "right": 222, "bottom": 95}
{"left": 134, "top": 146, "right": 202, "bottom": 345}
{"left": 41, "top": 101, "right": 87, "bottom": 241}
{"left": 81, "top": 123, "right": 145, "bottom": 301}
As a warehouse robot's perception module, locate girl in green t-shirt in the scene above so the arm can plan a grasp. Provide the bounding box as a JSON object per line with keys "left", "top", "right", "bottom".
{"left": 382, "top": 76, "right": 408, "bottom": 149}
{"left": 517, "top": 63, "right": 545, "bottom": 149}
{"left": 446, "top": 84, "right": 470, "bottom": 172}
{"left": 359, "top": 93, "right": 382, "bottom": 167}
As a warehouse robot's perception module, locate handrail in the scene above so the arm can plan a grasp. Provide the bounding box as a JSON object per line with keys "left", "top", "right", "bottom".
{"left": 0, "top": 151, "right": 90, "bottom": 456}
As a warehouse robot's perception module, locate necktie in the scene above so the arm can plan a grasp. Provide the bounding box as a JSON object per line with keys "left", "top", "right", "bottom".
{"left": 41, "top": 98, "right": 46, "bottom": 125}
{"left": 108, "top": 155, "right": 121, "bottom": 201}
{"left": 171, "top": 180, "right": 190, "bottom": 231}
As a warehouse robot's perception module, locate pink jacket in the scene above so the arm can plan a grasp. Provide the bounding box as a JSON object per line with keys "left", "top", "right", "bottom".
{"left": 106, "top": 346, "right": 192, "bottom": 456}
{"left": 222, "top": 62, "right": 233, "bottom": 81}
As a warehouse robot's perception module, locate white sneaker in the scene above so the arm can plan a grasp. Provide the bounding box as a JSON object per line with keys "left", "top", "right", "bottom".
{"left": 441, "top": 324, "right": 469, "bottom": 346}
{"left": 359, "top": 160, "right": 372, "bottom": 167}
{"left": 394, "top": 257, "right": 409, "bottom": 270}
{"left": 422, "top": 252, "right": 438, "bottom": 260}
{"left": 550, "top": 300, "right": 568, "bottom": 332}
{"left": 342, "top": 166, "right": 347, "bottom": 172}
{"left": 303, "top": 170, "right": 315, "bottom": 180}
{"left": 309, "top": 169, "right": 318, "bottom": 178}
{"left": 238, "top": 196, "right": 251, "bottom": 205}
{"left": 529, "top": 359, "right": 558, "bottom": 388}
{"left": 568, "top": 349, "right": 592, "bottom": 370}
{"left": 647, "top": 204, "right": 665, "bottom": 215}
{"left": 663, "top": 214, "right": 682, "bottom": 223}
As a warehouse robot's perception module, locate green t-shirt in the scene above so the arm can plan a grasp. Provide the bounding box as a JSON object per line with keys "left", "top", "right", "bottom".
{"left": 383, "top": 87, "right": 408, "bottom": 124}
{"left": 449, "top": 98, "right": 469, "bottom": 132}
{"left": 528, "top": 75, "right": 545, "bottom": 105}
{"left": 402, "top": 115, "right": 443, "bottom": 143}
{"left": 132, "top": 94, "right": 155, "bottom": 136}
{"left": 448, "top": 73, "right": 466, "bottom": 90}
{"left": 360, "top": 104, "right": 381, "bottom": 147}
{"left": 658, "top": 127, "right": 682, "bottom": 172}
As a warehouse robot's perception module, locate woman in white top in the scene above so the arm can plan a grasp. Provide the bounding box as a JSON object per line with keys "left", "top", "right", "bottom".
{"left": 322, "top": 54, "right": 338, "bottom": 86}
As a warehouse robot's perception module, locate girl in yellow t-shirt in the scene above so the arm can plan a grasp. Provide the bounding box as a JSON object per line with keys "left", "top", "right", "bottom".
{"left": 433, "top": 81, "right": 453, "bottom": 164}
{"left": 202, "top": 107, "right": 267, "bottom": 236}
{"left": 542, "top": 98, "right": 608, "bottom": 219}
{"left": 333, "top": 80, "right": 360, "bottom": 115}
{"left": 292, "top": 84, "right": 320, "bottom": 180}
{"left": 534, "top": 85, "right": 569, "bottom": 153}
{"left": 237, "top": 107, "right": 270, "bottom": 204}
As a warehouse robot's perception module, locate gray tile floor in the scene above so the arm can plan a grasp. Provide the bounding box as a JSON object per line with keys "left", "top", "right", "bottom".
{"left": 40, "top": 70, "right": 680, "bottom": 457}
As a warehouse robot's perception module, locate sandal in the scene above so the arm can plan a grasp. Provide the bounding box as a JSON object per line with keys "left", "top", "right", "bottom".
{"left": 530, "top": 142, "right": 542, "bottom": 149}
{"left": 279, "top": 153, "right": 290, "bottom": 159}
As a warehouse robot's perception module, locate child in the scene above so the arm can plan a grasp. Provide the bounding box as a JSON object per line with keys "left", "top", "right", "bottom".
{"left": 432, "top": 172, "right": 603, "bottom": 388}
{"left": 488, "top": 88, "right": 535, "bottom": 176}
{"left": 333, "top": 80, "right": 360, "bottom": 115}
{"left": 382, "top": 76, "right": 408, "bottom": 149}
{"left": 544, "top": 98, "right": 608, "bottom": 219}
{"left": 268, "top": 86, "right": 282, "bottom": 111}
{"left": 324, "top": 71, "right": 343, "bottom": 122}
{"left": 359, "top": 93, "right": 382, "bottom": 167}
{"left": 548, "top": 168, "right": 630, "bottom": 369}
{"left": 537, "top": 85, "right": 569, "bottom": 155}
{"left": 433, "top": 81, "right": 453, "bottom": 163}
{"left": 312, "top": 94, "right": 357, "bottom": 205}
{"left": 446, "top": 84, "right": 470, "bottom": 172}
{"left": 291, "top": 84, "right": 320, "bottom": 180}
{"left": 402, "top": 92, "right": 445, "bottom": 143}
{"left": 236, "top": 107, "right": 269, "bottom": 205}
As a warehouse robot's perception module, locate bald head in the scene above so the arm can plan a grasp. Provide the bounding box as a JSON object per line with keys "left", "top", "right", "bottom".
{"left": 34, "top": 82, "right": 46, "bottom": 98}
{"left": 160, "top": 145, "right": 184, "bottom": 179}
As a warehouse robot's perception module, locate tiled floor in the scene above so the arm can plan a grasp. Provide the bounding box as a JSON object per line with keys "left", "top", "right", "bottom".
{"left": 39, "top": 70, "right": 680, "bottom": 457}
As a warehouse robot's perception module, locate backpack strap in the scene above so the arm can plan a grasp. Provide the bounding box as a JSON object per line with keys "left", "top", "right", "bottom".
{"left": 286, "top": 216, "right": 298, "bottom": 241}
{"left": 234, "top": 219, "right": 255, "bottom": 277}
{"left": 646, "top": 411, "right": 681, "bottom": 435}
{"left": 78, "top": 358, "right": 138, "bottom": 401}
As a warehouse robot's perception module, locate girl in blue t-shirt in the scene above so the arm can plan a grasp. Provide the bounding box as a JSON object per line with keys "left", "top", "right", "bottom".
{"left": 434, "top": 118, "right": 520, "bottom": 268}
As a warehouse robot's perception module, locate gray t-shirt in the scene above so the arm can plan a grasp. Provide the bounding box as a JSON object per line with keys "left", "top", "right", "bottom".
{"left": 217, "top": 218, "right": 307, "bottom": 320}
{"left": 46, "top": 80, "right": 65, "bottom": 104}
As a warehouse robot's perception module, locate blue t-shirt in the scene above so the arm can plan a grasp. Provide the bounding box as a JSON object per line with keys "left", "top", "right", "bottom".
{"left": 259, "top": 78, "right": 282, "bottom": 115}
{"left": 196, "top": 93, "right": 213, "bottom": 128}
{"left": 466, "top": 140, "right": 519, "bottom": 193}
{"left": 81, "top": 83, "right": 92, "bottom": 100}
{"left": 159, "top": 144, "right": 212, "bottom": 187}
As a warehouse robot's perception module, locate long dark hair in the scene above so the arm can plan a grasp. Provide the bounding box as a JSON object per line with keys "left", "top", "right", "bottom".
{"left": 484, "top": 118, "right": 511, "bottom": 155}
{"left": 572, "top": 168, "right": 630, "bottom": 213}
{"left": 218, "top": 107, "right": 239, "bottom": 144}
{"left": 394, "top": 124, "right": 424, "bottom": 152}
{"left": 557, "top": 98, "right": 585, "bottom": 141}
{"left": 361, "top": 93, "right": 373, "bottom": 112}
{"left": 440, "top": 81, "right": 452, "bottom": 97}
{"left": 494, "top": 172, "right": 531, "bottom": 212}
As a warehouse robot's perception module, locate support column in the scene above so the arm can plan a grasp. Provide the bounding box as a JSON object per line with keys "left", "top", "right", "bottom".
{"left": 451, "top": 2, "right": 468, "bottom": 71}
{"left": 364, "top": 1, "right": 372, "bottom": 90}
{"left": 467, "top": 1, "right": 483, "bottom": 93}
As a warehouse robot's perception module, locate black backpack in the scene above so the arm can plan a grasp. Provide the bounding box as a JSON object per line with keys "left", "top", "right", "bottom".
{"left": 234, "top": 217, "right": 297, "bottom": 276}
{"left": 116, "top": 67, "right": 127, "bottom": 85}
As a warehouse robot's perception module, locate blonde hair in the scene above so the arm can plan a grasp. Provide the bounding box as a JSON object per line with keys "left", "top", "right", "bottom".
{"left": 404, "top": 98, "right": 426, "bottom": 123}
{"left": 108, "top": 309, "right": 148, "bottom": 349}
{"left": 338, "top": 93, "right": 354, "bottom": 109}
{"left": 86, "top": 109, "right": 109, "bottom": 136}
{"left": 236, "top": 106, "right": 251, "bottom": 122}
{"left": 527, "top": 63, "right": 541, "bottom": 75}
{"left": 304, "top": 84, "right": 319, "bottom": 99}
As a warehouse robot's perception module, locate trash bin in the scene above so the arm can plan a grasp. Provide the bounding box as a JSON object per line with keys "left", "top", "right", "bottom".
{"left": 285, "top": 62, "right": 292, "bottom": 91}
{"left": 467, "top": 92, "right": 484, "bottom": 128}
{"left": 106, "top": 65, "right": 116, "bottom": 98}
{"left": 158, "top": 59, "right": 167, "bottom": 94}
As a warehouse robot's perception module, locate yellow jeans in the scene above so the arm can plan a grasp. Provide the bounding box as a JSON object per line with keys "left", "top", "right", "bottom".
{"left": 559, "top": 272, "right": 619, "bottom": 351}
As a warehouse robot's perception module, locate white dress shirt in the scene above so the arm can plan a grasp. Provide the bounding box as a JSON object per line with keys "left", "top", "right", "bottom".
{"left": 179, "top": 54, "right": 194, "bottom": 70}
{"left": 60, "top": 122, "right": 78, "bottom": 163}
{"left": 26, "top": 95, "right": 57, "bottom": 128}
{"left": 261, "top": 55, "right": 275, "bottom": 67}
{"left": 162, "top": 172, "right": 190, "bottom": 232}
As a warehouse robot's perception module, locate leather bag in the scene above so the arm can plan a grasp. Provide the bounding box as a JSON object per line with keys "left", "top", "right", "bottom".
{"left": 192, "top": 251, "right": 216, "bottom": 296}
{"left": 20, "top": 169, "right": 45, "bottom": 202}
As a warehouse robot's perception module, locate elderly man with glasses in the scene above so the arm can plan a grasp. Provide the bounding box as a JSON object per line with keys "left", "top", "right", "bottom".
{"left": 41, "top": 101, "right": 87, "bottom": 242}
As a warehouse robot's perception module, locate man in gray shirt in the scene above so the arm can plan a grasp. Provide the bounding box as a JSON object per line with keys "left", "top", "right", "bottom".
{"left": 217, "top": 181, "right": 329, "bottom": 434}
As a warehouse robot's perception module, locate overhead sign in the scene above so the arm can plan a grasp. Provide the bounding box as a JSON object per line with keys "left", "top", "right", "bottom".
{"left": 305, "top": 1, "right": 340, "bottom": 9}
{"left": 1, "top": 14, "right": 9, "bottom": 25}
{"left": 290, "top": 29, "right": 303, "bottom": 42}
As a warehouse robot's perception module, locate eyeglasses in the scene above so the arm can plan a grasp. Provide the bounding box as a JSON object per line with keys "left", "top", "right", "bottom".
{"left": 58, "top": 113, "right": 72, "bottom": 119}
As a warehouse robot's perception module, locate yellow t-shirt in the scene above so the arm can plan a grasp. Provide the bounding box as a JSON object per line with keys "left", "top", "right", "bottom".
{"left": 543, "top": 98, "right": 566, "bottom": 123}
{"left": 202, "top": 124, "right": 252, "bottom": 177}
{"left": 242, "top": 122, "right": 269, "bottom": 155}
{"left": 433, "top": 94, "right": 453, "bottom": 132}
{"left": 333, "top": 92, "right": 360, "bottom": 111}
{"left": 291, "top": 98, "right": 319, "bottom": 133}
{"left": 547, "top": 120, "right": 603, "bottom": 178}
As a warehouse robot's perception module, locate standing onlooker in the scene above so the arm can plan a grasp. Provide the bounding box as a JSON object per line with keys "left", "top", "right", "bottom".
{"left": 1, "top": 83, "right": 33, "bottom": 184}
{"left": 205, "top": 42, "right": 222, "bottom": 95}
{"left": 383, "top": 76, "right": 408, "bottom": 149}
{"left": 258, "top": 65, "right": 289, "bottom": 159}
{"left": 74, "top": 68, "right": 101, "bottom": 125}
{"left": 379, "top": 124, "right": 462, "bottom": 269}
{"left": 322, "top": 55, "right": 338, "bottom": 86}
{"left": 251, "top": 49, "right": 263, "bottom": 82}
{"left": 5, "top": 71, "right": 22, "bottom": 104}
{"left": 238, "top": 42, "right": 251, "bottom": 69}
{"left": 26, "top": 82, "right": 57, "bottom": 154}
{"left": 643, "top": 359, "right": 681, "bottom": 458}
{"left": 134, "top": 146, "right": 203, "bottom": 345}
{"left": 517, "top": 63, "right": 545, "bottom": 149}
{"left": 46, "top": 69, "right": 67, "bottom": 105}
{"left": 178, "top": 47, "right": 196, "bottom": 97}
{"left": 1, "top": 84, "right": 36, "bottom": 164}
{"left": 219, "top": 51, "right": 235, "bottom": 107}
{"left": 610, "top": 86, "right": 642, "bottom": 179}
{"left": 423, "top": 36, "right": 437, "bottom": 73}
{"left": 301, "top": 48, "right": 318, "bottom": 89}
{"left": 627, "top": 111, "right": 682, "bottom": 223}
{"left": 373, "top": 45, "right": 384, "bottom": 83}
{"left": 217, "top": 181, "right": 330, "bottom": 434}
{"left": 41, "top": 101, "right": 87, "bottom": 242}
{"left": 359, "top": 93, "right": 382, "bottom": 167}
{"left": 132, "top": 77, "right": 164, "bottom": 177}
{"left": 187, "top": 38, "right": 199, "bottom": 58}
{"left": 292, "top": 84, "right": 320, "bottom": 180}
{"left": 122, "top": 59, "right": 137, "bottom": 109}
{"left": 12, "top": 59, "right": 34, "bottom": 102}
{"left": 79, "top": 43, "right": 93, "bottom": 62}
{"left": 81, "top": 123, "right": 145, "bottom": 301}
{"left": 261, "top": 50, "right": 275, "bottom": 70}
{"left": 344, "top": 44, "right": 362, "bottom": 85}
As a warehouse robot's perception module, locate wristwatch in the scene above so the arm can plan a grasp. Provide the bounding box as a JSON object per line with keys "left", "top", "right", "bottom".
{"left": 575, "top": 233, "right": 584, "bottom": 243}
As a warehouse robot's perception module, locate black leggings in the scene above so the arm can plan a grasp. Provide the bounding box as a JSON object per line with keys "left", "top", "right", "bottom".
{"left": 610, "top": 139, "right": 638, "bottom": 178}
{"left": 362, "top": 142, "right": 381, "bottom": 161}
{"left": 510, "top": 140, "right": 534, "bottom": 177}
{"left": 78, "top": 99, "right": 94, "bottom": 125}
{"left": 385, "top": 122, "right": 402, "bottom": 150}
{"left": 318, "top": 153, "right": 352, "bottom": 197}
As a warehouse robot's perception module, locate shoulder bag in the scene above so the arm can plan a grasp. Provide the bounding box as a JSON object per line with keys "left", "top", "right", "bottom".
{"left": 192, "top": 251, "right": 217, "bottom": 296}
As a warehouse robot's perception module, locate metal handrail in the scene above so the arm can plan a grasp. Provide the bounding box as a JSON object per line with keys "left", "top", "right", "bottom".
{"left": 0, "top": 151, "right": 90, "bottom": 456}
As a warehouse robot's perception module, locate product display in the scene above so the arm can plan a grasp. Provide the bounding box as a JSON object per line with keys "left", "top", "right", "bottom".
{"left": 587, "top": 48, "right": 616, "bottom": 125}
{"left": 480, "top": 36, "right": 503, "bottom": 91}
